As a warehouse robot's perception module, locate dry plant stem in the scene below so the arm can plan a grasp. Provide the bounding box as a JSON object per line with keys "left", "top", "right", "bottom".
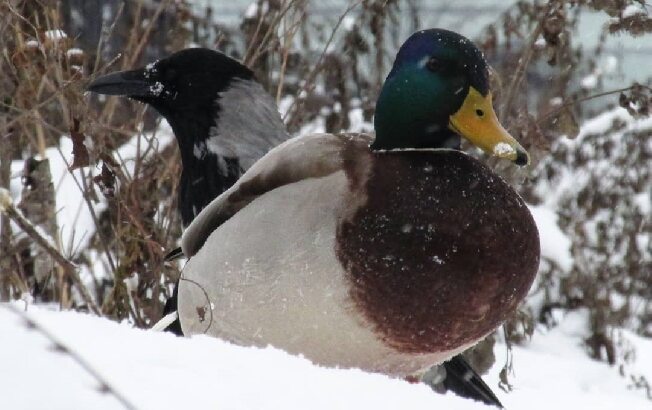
{"left": 536, "top": 84, "right": 652, "bottom": 125}
{"left": 283, "top": 0, "right": 362, "bottom": 122}
{"left": 1, "top": 303, "right": 138, "bottom": 410}
{"left": 2, "top": 87, "right": 71, "bottom": 131}
{"left": 50, "top": 143, "right": 118, "bottom": 275}
{"left": 246, "top": 0, "right": 302, "bottom": 67}
{"left": 5, "top": 1, "right": 39, "bottom": 37}
{"left": 127, "top": 0, "right": 173, "bottom": 68}
{"left": 0, "top": 131, "right": 28, "bottom": 298}
{"left": 275, "top": 14, "right": 302, "bottom": 104}
{"left": 500, "top": 1, "right": 556, "bottom": 122}
{"left": 242, "top": 3, "right": 268, "bottom": 64}
{"left": 78, "top": 166, "right": 118, "bottom": 274}
{"left": 0, "top": 198, "right": 100, "bottom": 315}
{"left": 92, "top": 3, "right": 125, "bottom": 74}
{"left": 498, "top": 324, "right": 515, "bottom": 393}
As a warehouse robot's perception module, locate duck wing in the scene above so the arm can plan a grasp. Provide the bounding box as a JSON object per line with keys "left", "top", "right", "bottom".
{"left": 181, "top": 133, "right": 372, "bottom": 258}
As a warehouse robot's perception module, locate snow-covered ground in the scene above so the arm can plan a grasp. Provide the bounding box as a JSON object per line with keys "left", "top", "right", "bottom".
{"left": 2, "top": 303, "right": 651, "bottom": 410}
{"left": 2, "top": 81, "right": 650, "bottom": 410}
{"left": 2, "top": 107, "right": 651, "bottom": 410}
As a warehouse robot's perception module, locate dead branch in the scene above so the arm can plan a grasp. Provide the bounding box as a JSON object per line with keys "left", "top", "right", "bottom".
{"left": 1, "top": 303, "right": 138, "bottom": 410}
{"left": 0, "top": 188, "right": 100, "bottom": 314}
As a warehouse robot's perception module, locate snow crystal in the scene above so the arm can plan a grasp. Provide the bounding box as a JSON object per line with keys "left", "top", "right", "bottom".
{"left": 149, "top": 81, "right": 165, "bottom": 96}
{"left": 144, "top": 61, "right": 158, "bottom": 78}
{"left": 493, "top": 142, "right": 515, "bottom": 156}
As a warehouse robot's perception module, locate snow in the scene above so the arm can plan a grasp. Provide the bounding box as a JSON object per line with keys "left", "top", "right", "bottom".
{"left": 622, "top": 4, "right": 646, "bottom": 19}
{"left": 581, "top": 73, "right": 598, "bottom": 89}
{"left": 5, "top": 123, "right": 175, "bottom": 256}
{"left": 0, "top": 304, "right": 485, "bottom": 410}
{"left": 603, "top": 55, "right": 618, "bottom": 74}
{"left": 491, "top": 310, "right": 652, "bottom": 410}
{"left": 575, "top": 107, "right": 645, "bottom": 139}
{"left": 633, "top": 192, "right": 650, "bottom": 214}
{"left": 530, "top": 106, "right": 652, "bottom": 248}
{"left": 244, "top": 1, "right": 268, "bottom": 18}
{"left": 25, "top": 39, "right": 40, "bottom": 49}
{"left": 148, "top": 81, "right": 165, "bottom": 96}
{"left": 47, "top": 139, "right": 100, "bottom": 253}
{"left": 492, "top": 142, "right": 515, "bottom": 157}
{"left": 343, "top": 15, "right": 356, "bottom": 32}
{"left": 2, "top": 304, "right": 651, "bottom": 410}
{"left": 528, "top": 205, "right": 573, "bottom": 272}
{"left": 44, "top": 29, "right": 68, "bottom": 40}
{"left": 244, "top": 2, "right": 258, "bottom": 18}
{"left": 66, "top": 48, "right": 84, "bottom": 58}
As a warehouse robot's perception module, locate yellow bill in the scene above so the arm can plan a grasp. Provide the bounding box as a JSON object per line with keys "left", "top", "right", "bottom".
{"left": 449, "top": 87, "right": 529, "bottom": 166}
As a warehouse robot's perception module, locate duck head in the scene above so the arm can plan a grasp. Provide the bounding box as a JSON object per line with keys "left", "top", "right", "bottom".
{"left": 373, "top": 29, "right": 529, "bottom": 166}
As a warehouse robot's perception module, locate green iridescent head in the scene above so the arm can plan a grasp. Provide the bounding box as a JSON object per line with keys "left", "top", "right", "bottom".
{"left": 373, "top": 28, "right": 528, "bottom": 165}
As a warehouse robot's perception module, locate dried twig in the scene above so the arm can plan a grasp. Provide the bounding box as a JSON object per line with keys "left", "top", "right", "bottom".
{"left": 536, "top": 84, "right": 652, "bottom": 125}
{"left": 0, "top": 188, "right": 100, "bottom": 314}
{"left": 500, "top": 0, "right": 557, "bottom": 122}
{"left": 1, "top": 303, "right": 138, "bottom": 410}
{"left": 282, "top": 0, "right": 362, "bottom": 123}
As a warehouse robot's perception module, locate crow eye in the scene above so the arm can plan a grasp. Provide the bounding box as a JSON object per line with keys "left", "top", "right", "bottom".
{"left": 426, "top": 57, "right": 441, "bottom": 73}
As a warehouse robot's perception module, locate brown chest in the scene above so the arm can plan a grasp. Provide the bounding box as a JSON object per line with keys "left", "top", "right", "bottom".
{"left": 336, "top": 150, "right": 540, "bottom": 353}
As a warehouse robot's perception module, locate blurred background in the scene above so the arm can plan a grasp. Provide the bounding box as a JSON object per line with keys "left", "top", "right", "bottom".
{"left": 0, "top": 0, "right": 650, "bottom": 400}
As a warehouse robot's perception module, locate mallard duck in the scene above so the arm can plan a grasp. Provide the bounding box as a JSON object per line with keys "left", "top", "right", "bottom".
{"left": 88, "top": 33, "right": 529, "bottom": 406}
{"left": 175, "top": 28, "right": 540, "bottom": 377}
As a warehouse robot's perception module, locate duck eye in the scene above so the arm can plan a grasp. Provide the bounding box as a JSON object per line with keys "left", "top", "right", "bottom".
{"left": 426, "top": 57, "right": 441, "bottom": 73}
{"left": 476, "top": 109, "right": 484, "bottom": 117}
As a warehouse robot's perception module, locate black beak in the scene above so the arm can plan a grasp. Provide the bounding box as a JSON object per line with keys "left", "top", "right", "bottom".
{"left": 87, "top": 69, "right": 154, "bottom": 97}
